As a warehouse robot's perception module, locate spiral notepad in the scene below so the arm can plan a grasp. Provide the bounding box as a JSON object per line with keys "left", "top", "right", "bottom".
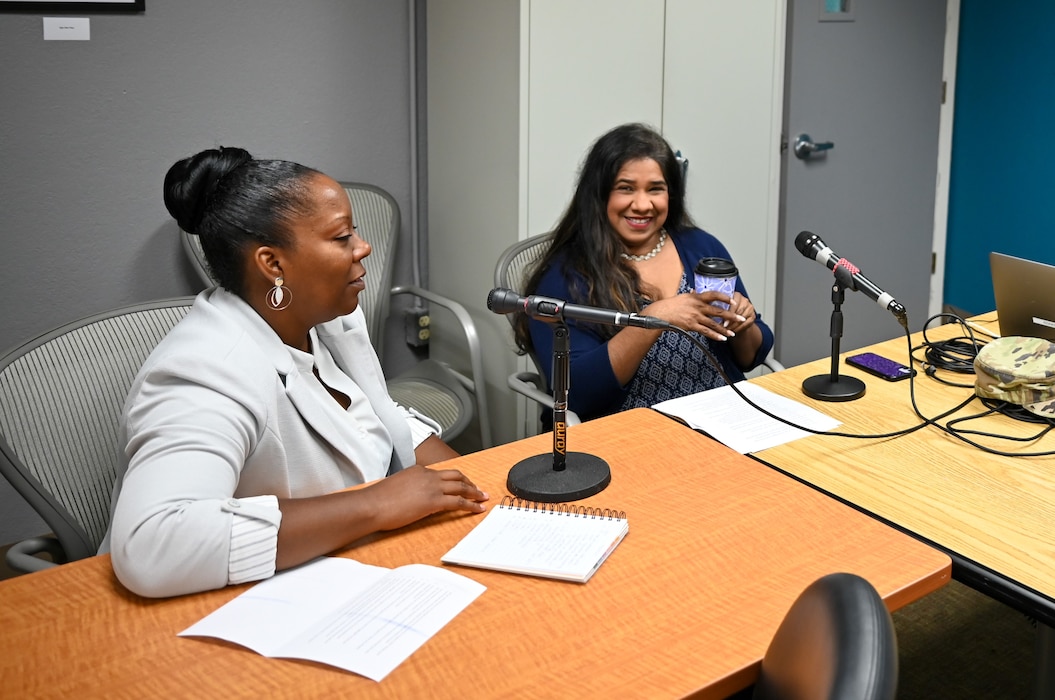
{"left": 441, "top": 496, "right": 629, "bottom": 583}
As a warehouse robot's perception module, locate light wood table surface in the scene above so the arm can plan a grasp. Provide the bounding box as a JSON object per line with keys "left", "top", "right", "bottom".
{"left": 0, "top": 408, "right": 948, "bottom": 699}
{"left": 752, "top": 312, "right": 1055, "bottom": 623}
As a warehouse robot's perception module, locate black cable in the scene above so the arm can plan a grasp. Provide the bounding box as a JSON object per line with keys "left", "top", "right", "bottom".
{"left": 910, "top": 312, "right": 987, "bottom": 388}
{"left": 671, "top": 311, "right": 1055, "bottom": 456}
{"left": 949, "top": 400, "right": 1055, "bottom": 438}
{"left": 902, "top": 314, "right": 1055, "bottom": 457}
{"left": 670, "top": 324, "right": 934, "bottom": 441}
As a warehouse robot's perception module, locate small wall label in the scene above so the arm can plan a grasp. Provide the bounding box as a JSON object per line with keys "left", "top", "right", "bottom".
{"left": 43, "top": 17, "right": 90, "bottom": 40}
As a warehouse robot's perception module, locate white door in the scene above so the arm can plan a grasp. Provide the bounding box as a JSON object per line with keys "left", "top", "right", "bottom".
{"left": 776, "top": 0, "right": 947, "bottom": 367}
{"left": 525, "top": 0, "right": 665, "bottom": 237}
{"left": 663, "top": 1, "right": 786, "bottom": 331}
{"left": 427, "top": 0, "right": 789, "bottom": 442}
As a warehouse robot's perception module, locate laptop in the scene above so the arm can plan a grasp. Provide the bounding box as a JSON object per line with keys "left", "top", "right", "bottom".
{"left": 989, "top": 252, "right": 1055, "bottom": 341}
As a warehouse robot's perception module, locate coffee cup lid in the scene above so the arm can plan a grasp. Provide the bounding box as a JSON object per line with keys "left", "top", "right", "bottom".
{"left": 694, "top": 257, "right": 737, "bottom": 277}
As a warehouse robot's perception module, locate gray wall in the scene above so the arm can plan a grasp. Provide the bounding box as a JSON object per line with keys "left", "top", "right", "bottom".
{"left": 0, "top": 0, "right": 416, "bottom": 545}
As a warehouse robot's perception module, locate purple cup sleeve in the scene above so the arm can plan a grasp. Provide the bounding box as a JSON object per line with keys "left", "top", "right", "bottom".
{"left": 694, "top": 274, "right": 737, "bottom": 321}
{"left": 693, "top": 274, "right": 737, "bottom": 307}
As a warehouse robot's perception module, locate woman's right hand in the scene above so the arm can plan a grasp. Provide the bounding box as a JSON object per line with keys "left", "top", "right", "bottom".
{"left": 365, "top": 465, "right": 489, "bottom": 532}
{"left": 608, "top": 292, "right": 740, "bottom": 384}
{"left": 642, "top": 292, "right": 741, "bottom": 342}
{"left": 274, "top": 466, "right": 487, "bottom": 572}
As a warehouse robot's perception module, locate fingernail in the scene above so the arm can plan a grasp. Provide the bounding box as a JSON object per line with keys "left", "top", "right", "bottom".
{"left": 727, "top": 330, "right": 736, "bottom": 337}
{"left": 737, "top": 315, "right": 746, "bottom": 322}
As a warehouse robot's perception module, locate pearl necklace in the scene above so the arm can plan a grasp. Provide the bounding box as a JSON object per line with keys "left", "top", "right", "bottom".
{"left": 620, "top": 229, "right": 667, "bottom": 262}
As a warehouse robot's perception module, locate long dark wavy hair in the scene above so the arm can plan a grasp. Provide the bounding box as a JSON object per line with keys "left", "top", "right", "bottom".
{"left": 513, "top": 123, "right": 694, "bottom": 353}
{"left": 163, "top": 146, "right": 320, "bottom": 295}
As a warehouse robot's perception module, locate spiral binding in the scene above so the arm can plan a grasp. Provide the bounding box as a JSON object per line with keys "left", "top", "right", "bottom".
{"left": 499, "top": 495, "right": 626, "bottom": 520}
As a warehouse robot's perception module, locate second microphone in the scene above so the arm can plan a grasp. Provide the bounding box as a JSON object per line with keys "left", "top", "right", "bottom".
{"left": 487, "top": 288, "right": 672, "bottom": 330}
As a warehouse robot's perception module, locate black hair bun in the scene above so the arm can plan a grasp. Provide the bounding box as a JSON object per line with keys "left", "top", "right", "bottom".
{"left": 163, "top": 146, "right": 252, "bottom": 234}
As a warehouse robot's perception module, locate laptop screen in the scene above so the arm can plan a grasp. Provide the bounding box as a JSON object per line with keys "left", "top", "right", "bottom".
{"left": 989, "top": 252, "right": 1055, "bottom": 342}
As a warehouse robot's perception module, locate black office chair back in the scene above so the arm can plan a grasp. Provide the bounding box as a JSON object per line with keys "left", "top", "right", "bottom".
{"left": 753, "top": 572, "right": 898, "bottom": 700}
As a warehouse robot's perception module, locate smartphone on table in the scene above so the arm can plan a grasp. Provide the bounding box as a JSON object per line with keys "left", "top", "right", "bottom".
{"left": 845, "top": 352, "right": 916, "bottom": 381}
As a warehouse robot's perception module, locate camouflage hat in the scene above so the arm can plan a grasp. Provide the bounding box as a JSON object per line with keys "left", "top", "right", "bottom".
{"left": 974, "top": 336, "right": 1055, "bottom": 417}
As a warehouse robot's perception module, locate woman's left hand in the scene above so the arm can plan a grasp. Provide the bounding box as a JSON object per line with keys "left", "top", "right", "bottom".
{"left": 725, "top": 292, "right": 757, "bottom": 334}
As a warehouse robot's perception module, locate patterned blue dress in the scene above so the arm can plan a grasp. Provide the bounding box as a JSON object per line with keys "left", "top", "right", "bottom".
{"left": 620, "top": 271, "right": 725, "bottom": 411}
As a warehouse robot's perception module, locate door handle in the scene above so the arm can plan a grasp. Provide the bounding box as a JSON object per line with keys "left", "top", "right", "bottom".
{"left": 793, "top": 134, "right": 834, "bottom": 160}
{"left": 675, "top": 149, "right": 689, "bottom": 179}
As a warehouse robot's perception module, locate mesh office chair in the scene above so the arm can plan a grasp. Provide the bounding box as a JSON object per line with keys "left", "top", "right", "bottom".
{"left": 0, "top": 297, "right": 194, "bottom": 573}
{"left": 752, "top": 572, "right": 899, "bottom": 700}
{"left": 492, "top": 232, "right": 783, "bottom": 432}
{"left": 491, "top": 232, "right": 581, "bottom": 428}
{"left": 181, "top": 181, "right": 491, "bottom": 448}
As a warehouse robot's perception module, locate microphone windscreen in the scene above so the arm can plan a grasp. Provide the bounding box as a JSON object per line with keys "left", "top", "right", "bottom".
{"left": 486, "top": 288, "right": 520, "bottom": 314}
{"left": 794, "top": 230, "right": 817, "bottom": 256}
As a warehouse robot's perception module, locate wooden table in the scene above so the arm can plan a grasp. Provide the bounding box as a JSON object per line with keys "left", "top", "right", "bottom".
{"left": 752, "top": 312, "right": 1055, "bottom": 624}
{"left": 0, "top": 409, "right": 948, "bottom": 699}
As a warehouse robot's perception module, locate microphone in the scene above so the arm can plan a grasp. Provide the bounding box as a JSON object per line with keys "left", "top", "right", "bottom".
{"left": 794, "top": 231, "right": 908, "bottom": 323}
{"left": 487, "top": 288, "right": 672, "bottom": 330}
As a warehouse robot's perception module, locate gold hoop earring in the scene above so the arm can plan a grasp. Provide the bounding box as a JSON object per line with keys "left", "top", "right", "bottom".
{"left": 265, "top": 276, "right": 292, "bottom": 311}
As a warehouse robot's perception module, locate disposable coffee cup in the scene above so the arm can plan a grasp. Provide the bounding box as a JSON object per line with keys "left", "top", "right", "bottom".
{"left": 693, "top": 257, "right": 738, "bottom": 320}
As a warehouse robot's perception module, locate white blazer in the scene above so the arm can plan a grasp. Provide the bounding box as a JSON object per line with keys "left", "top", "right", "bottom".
{"left": 102, "top": 288, "right": 416, "bottom": 597}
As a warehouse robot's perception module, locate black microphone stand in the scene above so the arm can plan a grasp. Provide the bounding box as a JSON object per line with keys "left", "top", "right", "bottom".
{"left": 506, "top": 322, "right": 611, "bottom": 502}
{"left": 802, "top": 270, "right": 866, "bottom": 402}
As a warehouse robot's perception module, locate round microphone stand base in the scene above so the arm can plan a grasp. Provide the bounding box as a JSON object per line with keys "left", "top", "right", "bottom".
{"left": 506, "top": 452, "right": 611, "bottom": 503}
{"left": 802, "top": 374, "right": 866, "bottom": 402}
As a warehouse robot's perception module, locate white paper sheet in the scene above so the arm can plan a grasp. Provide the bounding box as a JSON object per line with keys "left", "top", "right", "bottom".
{"left": 179, "top": 557, "right": 485, "bottom": 682}
{"left": 653, "top": 381, "right": 841, "bottom": 454}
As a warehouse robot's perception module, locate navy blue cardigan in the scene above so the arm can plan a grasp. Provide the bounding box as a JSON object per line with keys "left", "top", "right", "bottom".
{"left": 528, "top": 227, "right": 774, "bottom": 422}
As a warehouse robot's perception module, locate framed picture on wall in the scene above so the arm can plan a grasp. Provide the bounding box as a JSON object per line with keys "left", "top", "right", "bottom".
{"left": 0, "top": 0, "right": 144, "bottom": 11}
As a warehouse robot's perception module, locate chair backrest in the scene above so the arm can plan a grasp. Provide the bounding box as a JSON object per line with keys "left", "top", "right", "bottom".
{"left": 179, "top": 181, "right": 399, "bottom": 356}
{"left": 753, "top": 572, "right": 898, "bottom": 700}
{"left": 340, "top": 182, "right": 399, "bottom": 354}
{"left": 0, "top": 298, "right": 195, "bottom": 561}
{"left": 493, "top": 232, "right": 554, "bottom": 380}
{"left": 493, "top": 232, "right": 553, "bottom": 298}
{"left": 181, "top": 227, "right": 215, "bottom": 289}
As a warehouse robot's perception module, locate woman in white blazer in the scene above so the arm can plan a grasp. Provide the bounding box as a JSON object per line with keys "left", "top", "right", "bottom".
{"left": 101, "top": 147, "right": 489, "bottom": 598}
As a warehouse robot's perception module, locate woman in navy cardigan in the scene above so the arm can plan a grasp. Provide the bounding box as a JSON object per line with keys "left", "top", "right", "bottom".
{"left": 513, "top": 123, "right": 774, "bottom": 423}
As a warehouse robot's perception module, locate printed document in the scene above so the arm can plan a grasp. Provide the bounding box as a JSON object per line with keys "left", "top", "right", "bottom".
{"left": 653, "top": 381, "right": 841, "bottom": 453}
{"left": 179, "top": 557, "right": 485, "bottom": 681}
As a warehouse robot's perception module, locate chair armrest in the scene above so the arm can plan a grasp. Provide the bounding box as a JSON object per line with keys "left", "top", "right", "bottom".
{"left": 508, "top": 371, "right": 581, "bottom": 426}
{"left": 761, "top": 349, "right": 785, "bottom": 373}
{"left": 390, "top": 285, "right": 492, "bottom": 446}
{"left": 6, "top": 535, "right": 66, "bottom": 573}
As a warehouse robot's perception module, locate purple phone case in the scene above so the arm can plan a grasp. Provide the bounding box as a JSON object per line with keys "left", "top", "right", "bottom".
{"left": 845, "top": 352, "right": 915, "bottom": 381}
